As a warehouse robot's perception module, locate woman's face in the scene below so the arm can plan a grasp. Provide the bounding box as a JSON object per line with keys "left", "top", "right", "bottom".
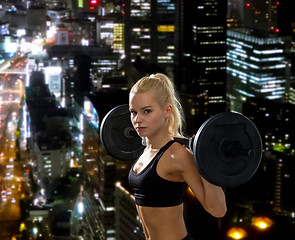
{"left": 129, "top": 91, "right": 170, "bottom": 138}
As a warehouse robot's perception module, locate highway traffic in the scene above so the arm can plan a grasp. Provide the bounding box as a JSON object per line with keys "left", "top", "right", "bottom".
{"left": 0, "top": 58, "right": 27, "bottom": 239}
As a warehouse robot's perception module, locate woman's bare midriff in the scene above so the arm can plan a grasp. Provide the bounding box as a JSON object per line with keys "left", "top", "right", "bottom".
{"left": 136, "top": 204, "right": 188, "bottom": 240}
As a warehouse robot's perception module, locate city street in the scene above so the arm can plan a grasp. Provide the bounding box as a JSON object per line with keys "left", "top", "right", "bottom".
{"left": 0, "top": 58, "right": 27, "bottom": 239}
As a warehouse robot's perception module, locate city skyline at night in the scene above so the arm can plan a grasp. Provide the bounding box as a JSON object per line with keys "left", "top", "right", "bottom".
{"left": 0, "top": 0, "right": 295, "bottom": 240}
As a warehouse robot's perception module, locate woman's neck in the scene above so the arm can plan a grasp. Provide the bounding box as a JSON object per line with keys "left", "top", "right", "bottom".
{"left": 145, "top": 135, "right": 173, "bottom": 151}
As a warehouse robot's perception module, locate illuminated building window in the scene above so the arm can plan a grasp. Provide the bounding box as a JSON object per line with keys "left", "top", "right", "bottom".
{"left": 157, "top": 25, "right": 175, "bottom": 32}
{"left": 78, "top": 0, "right": 84, "bottom": 8}
{"left": 131, "top": 0, "right": 151, "bottom": 17}
{"left": 113, "top": 23, "right": 124, "bottom": 52}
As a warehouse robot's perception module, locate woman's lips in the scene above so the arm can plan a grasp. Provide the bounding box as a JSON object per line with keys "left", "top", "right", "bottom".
{"left": 136, "top": 127, "right": 146, "bottom": 132}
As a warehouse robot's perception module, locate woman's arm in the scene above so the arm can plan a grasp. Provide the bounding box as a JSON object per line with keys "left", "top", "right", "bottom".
{"left": 176, "top": 146, "right": 227, "bottom": 218}
{"left": 197, "top": 174, "right": 227, "bottom": 218}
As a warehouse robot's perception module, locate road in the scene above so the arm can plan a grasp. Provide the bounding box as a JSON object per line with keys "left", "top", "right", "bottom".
{"left": 0, "top": 58, "right": 27, "bottom": 239}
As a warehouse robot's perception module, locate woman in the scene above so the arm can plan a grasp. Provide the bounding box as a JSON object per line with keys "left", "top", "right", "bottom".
{"left": 128, "top": 73, "right": 227, "bottom": 240}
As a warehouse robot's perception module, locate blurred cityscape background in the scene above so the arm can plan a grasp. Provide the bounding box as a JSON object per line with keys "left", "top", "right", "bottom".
{"left": 0, "top": 0, "right": 295, "bottom": 239}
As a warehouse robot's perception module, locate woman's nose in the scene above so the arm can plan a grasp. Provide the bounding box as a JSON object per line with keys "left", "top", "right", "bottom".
{"left": 134, "top": 114, "right": 142, "bottom": 123}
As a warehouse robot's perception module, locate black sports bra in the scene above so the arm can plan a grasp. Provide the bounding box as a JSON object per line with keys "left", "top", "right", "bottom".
{"left": 128, "top": 140, "right": 185, "bottom": 207}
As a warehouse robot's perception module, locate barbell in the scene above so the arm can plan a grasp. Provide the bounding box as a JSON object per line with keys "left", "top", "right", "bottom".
{"left": 99, "top": 104, "right": 263, "bottom": 188}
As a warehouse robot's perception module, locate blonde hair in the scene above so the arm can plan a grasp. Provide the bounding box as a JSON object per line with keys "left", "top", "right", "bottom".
{"left": 130, "top": 73, "right": 184, "bottom": 137}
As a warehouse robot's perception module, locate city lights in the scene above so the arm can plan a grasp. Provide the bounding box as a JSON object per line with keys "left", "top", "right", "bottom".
{"left": 90, "top": 0, "right": 99, "bottom": 5}
{"left": 78, "top": 201, "right": 84, "bottom": 214}
{"left": 89, "top": 0, "right": 99, "bottom": 10}
{"left": 19, "top": 222, "right": 26, "bottom": 232}
{"left": 157, "top": 25, "right": 175, "bottom": 32}
{"left": 253, "top": 216, "right": 274, "bottom": 230}
{"left": 0, "top": 0, "right": 294, "bottom": 239}
{"left": 32, "top": 227, "right": 38, "bottom": 236}
{"left": 227, "top": 227, "right": 248, "bottom": 239}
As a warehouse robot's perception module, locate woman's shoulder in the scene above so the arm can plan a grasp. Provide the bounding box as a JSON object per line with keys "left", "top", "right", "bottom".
{"left": 169, "top": 140, "right": 194, "bottom": 165}
{"left": 171, "top": 140, "right": 192, "bottom": 153}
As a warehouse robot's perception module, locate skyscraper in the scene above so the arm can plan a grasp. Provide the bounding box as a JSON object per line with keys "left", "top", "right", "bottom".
{"left": 227, "top": 28, "right": 291, "bottom": 112}
{"left": 174, "top": 0, "right": 227, "bottom": 133}
{"left": 243, "top": 97, "right": 295, "bottom": 215}
{"left": 124, "top": 0, "right": 176, "bottom": 79}
{"left": 227, "top": 0, "right": 280, "bottom": 33}
{"left": 115, "top": 182, "right": 145, "bottom": 240}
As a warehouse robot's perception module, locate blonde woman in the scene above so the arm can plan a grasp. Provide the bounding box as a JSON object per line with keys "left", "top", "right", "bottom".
{"left": 128, "top": 73, "right": 227, "bottom": 240}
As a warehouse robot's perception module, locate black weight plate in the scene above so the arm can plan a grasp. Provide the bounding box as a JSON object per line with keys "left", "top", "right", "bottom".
{"left": 100, "top": 104, "right": 144, "bottom": 161}
{"left": 193, "top": 112, "right": 262, "bottom": 188}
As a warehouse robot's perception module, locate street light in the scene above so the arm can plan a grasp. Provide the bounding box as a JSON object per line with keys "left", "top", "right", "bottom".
{"left": 32, "top": 226, "right": 38, "bottom": 237}
{"left": 19, "top": 222, "right": 26, "bottom": 232}
{"left": 252, "top": 216, "right": 273, "bottom": 230}
{"left": 227, "top": 227, "right": 248, "bottom": 239}
{"left": 78, "top": 201, "right": 84, "bottom": 214}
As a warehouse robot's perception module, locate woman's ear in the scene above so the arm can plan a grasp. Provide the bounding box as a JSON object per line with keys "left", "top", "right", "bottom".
{"left": 165, "top": 104, "right": 173, "bottom": 118}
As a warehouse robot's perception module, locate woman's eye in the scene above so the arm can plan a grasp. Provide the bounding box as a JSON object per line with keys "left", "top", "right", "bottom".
{"left": 144, "top": 109, "right": 151, "bottom": 114}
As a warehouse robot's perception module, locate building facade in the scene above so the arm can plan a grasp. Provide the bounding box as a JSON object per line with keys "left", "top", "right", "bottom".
{"left": 115, "top": 182, "right": 145, "bottom": 240}
{"left": 227, "top": 0, "right": 279, "bottom": 33}
{"left": 227, "top": 28, "right": 292, "bottom": 112}
{"left": 124, "top": 0, "right": 176, "bottom": 79}
{"left": 174, "top": 0, "right": 227, "bottom": 134}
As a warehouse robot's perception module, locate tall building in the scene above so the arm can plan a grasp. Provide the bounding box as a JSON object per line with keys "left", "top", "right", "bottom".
{"left": 96, "top": 154, "right": 116, "bottom": 240}
{"left": 227, "top": 0, "right": 295, "bottom": 91}
{"left": 227, "top": 0, "right": 295, "bottom": 107}
{"left": 26, "top": 71, "right": 72, "bottom": 196}
{"left": 227, "top": 0, "right": 280, "bottom": 33}
{"left": 174, "top": 0, "right": 227, "bottom": 134}
{"left": 243, "top": 97, "right": 295, "bottom": 155}
{"left": 124, "top": 0, "right": 176, "bottom": 79}
{"left": 227, "top": 28, "right": 292, "bottom": 112}
{"left": 243, "top": 97, "right": 295, "bottom": 215}
{"left": 115, "top": 182, "right": 145, "bottom": 240}
{"left": 227, "top": 0, "right": 244, "bottom": 27}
